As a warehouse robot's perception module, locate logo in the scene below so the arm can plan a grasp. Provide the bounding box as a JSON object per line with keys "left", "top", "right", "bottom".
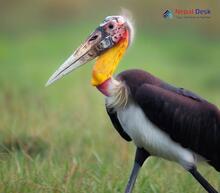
{"left": 163, "top": 8, "right": 211, "bottom": 19}
{"left": 163, "top": 10, "right": 173, "bottom": 19}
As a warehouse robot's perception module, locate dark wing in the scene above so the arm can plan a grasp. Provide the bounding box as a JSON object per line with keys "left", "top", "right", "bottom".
{"left": 106, "top": 107, "right": 132, "bottom": 142}
{"left": 135, "top": 84, "right": 220, "bottom": 171}
{"left": 161, "top": 83, "right": 206, "bottom": 102}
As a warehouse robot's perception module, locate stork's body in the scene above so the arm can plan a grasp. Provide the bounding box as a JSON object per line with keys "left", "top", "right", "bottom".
{"left": 46, "top": 14, "right": 220, "bottom": 193}
{"left": 104, "top": 70, "right": 220, "bottom": 193}
{"left": 106, "top": 69, "right": 220, "bottom": 171}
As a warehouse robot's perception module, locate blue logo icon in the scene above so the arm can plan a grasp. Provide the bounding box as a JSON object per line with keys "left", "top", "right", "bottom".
{"left": 163, "top": 10, "right": 173, "bottom": 19}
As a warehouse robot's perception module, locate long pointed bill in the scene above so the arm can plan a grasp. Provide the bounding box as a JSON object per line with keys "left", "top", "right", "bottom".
{"left": 45, "top": 27, "right": 115, "bottom": 86}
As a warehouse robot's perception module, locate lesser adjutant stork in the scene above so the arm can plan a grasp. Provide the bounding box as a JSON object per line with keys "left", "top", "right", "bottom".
{"left": 46, "top": 15, "right": 220, "bottom": 193}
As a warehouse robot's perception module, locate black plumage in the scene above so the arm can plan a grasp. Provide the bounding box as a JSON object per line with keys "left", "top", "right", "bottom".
{"left": 106, "top": 107, "right": 132, "bottom": 141}
{"left": 106, "top": 69, "right": 220, "bottom": 171}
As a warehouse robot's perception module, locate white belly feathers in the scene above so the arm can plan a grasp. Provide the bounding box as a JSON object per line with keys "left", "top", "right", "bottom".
{"left": 111, "top": 100, "right": 196, "bottom": 170}
{"left": 105, "top": 78, "right": 196, "bottom": 170}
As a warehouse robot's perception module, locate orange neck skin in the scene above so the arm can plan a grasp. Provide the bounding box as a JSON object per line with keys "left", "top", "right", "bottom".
{"left": 91, "top": 35, "right": 129, "bottom": 89}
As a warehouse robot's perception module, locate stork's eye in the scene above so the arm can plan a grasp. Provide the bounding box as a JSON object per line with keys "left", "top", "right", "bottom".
{"left": 108, "top": 24, "right": 114, "bottom": 29}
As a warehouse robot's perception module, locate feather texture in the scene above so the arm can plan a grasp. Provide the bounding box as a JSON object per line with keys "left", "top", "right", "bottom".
{"left": 106, "top": 69, "right": 220, "bottom": 171}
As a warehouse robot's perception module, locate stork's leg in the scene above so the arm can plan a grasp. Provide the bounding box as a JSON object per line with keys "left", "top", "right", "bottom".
{"left": 124, "top": 148, "right": 150, "bottom": 193}
{"left": 189, "top": 167, "right": 219, "bottom": 193}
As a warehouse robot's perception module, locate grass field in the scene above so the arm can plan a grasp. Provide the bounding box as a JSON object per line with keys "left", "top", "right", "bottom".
{"left": 0, "top": 21, "right": 220, "bottom": 193}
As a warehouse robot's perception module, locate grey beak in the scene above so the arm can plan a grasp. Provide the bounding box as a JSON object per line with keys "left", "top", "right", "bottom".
{"left": 45, "top": 28, "right": 102, "bottom": 86}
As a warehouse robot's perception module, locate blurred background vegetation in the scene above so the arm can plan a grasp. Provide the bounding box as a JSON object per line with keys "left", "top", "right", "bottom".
{"left": 0, "top": 0, "right": 220, "bottom": 193}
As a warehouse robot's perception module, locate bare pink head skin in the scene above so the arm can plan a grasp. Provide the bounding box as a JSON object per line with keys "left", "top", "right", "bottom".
{"left": 46, "top": 10, "right": 134, "bottom": 99}
{"left": 95, "top": 14, "right": 134, "bottom": 96}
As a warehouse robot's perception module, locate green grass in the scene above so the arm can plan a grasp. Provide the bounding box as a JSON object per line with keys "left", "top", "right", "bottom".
{"left": 0, "top": 22, "right": 220, "bottom": 193}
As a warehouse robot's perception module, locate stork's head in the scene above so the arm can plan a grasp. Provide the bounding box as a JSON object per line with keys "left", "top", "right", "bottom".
{"left": 46, "top": 15, "right": 134, "bottom": 87}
